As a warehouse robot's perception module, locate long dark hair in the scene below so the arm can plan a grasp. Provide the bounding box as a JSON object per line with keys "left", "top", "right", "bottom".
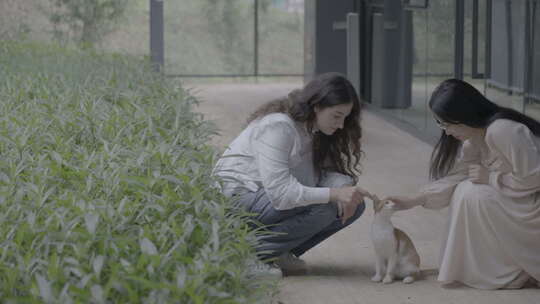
{"left": 246, "top": 72, "right": 363, "bottom": 182}
{"left": 429, "top": 78, "right": 540, "bottom": 179}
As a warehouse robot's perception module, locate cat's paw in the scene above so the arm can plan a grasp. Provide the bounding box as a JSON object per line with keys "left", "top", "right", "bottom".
{"left": 403, "top": 276, "right": 415, "bottom": 284}
{"left": 371, "top": 275, "right": 382, "bottom": 282}
{"left": 382, "top": 276, "right": 394, "bottom": 284}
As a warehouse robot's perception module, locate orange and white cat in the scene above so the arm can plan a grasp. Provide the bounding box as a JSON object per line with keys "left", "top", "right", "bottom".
{"left": 370, "top": 197, "right": 420, "bottom": 284}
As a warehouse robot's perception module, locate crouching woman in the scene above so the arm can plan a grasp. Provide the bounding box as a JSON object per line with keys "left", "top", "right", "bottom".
{"left": 213, "top": 73, "right": 370, "bottom": 276}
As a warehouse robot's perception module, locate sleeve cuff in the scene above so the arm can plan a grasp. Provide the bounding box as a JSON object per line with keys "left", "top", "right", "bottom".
{"left": 304, "top": 187, "right": 330, "bottom": 205}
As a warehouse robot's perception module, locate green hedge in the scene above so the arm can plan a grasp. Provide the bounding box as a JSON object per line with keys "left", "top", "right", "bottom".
{"left": 0, "top": 41, "right": 274, "bottom": 303}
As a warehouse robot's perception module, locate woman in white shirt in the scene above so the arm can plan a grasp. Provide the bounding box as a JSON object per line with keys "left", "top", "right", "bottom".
{"left": 386, "top": 79, "right": 540, "bottom": 289}
{"left": 213, "top": 73, "right": 370, "bottom": 275}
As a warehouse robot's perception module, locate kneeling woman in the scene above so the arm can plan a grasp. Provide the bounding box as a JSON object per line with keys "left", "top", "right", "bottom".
{"left": 213, "top": 73, "right": 370, "bottom": 275}
{"left": 388, "top": 79, "right": 540, "bottom": 289}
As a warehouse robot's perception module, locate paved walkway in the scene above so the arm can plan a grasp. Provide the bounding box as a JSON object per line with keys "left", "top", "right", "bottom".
{"left": 188, "top": 82, "right": 540, "bottom": 304}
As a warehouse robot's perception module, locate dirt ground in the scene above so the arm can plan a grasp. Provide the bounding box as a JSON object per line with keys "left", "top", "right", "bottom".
{"left": 188, "top": 82, "right": 540, "bottom": 304}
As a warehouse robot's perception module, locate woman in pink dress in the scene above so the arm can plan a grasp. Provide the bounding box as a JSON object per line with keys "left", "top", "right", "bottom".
{"left": 387, "top": 79, "right": 540, "bottom": 289}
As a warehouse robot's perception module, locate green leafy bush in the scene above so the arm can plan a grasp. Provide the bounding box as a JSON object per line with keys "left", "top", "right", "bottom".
{"left": 0, "top": 40, "right": 274, "bottom": 303}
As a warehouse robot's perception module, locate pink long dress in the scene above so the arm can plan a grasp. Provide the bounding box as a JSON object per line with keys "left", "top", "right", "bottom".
{"left": 421, "top": 119, "right": 540, "bottom": 289}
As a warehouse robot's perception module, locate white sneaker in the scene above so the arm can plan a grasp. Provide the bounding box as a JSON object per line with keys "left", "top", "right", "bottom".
{"left": 247, "top": 260, "right": 282, "bottom": 280}
{"left": 275, "top": 252, "right": 307, "bottom": 272}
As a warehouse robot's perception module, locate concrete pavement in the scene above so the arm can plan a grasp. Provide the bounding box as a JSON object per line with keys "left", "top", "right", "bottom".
{"left": 188, "top": 82, "right": 540, "bottom": 304}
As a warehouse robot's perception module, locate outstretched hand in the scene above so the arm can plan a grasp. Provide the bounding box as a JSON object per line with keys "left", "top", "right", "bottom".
{"left": 382, "top": 194, "right": 426, "bottom": 210}
{"left": 332, "top": 186, "right": 373, "bottom": 224}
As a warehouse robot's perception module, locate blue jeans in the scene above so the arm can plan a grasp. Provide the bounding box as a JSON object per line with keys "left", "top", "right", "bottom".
{"left": 236, "top": 187, "right": 365, "bottom": 260}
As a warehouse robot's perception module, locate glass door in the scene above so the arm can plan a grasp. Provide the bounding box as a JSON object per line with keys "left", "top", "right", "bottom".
{"left": 463, "top": 0, "right": 488, "bottom": 93}
{"left": 390, "top": 0, "right": 458, "bottom": 138}
{"left": 401, "top": 1, "right": 430, "bottom": 133}
{"left": 423, "top": 0, "right": 457, "bottom": 137}
{"left": 523, "top": 0, "right": 540, "bottom": 121}
{"left": 483, "top": 0, "right": 527, "bottom": 113}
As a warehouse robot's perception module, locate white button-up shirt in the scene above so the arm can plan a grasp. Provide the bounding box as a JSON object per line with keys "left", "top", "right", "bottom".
{"left": 213, "top": 113, "right": 330, "bottom": 210}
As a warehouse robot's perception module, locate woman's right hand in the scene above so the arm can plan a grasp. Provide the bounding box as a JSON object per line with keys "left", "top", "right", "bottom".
{"left": 383, "top": 194, "right": 426, "bottom": 210}
{"left": 330, "top": 186, "right": 371, "bottom": 223}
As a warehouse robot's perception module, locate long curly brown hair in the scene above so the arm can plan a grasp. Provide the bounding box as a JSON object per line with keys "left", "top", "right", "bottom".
{"left": 246, "top": 72, "right": 364, "bottom": 182}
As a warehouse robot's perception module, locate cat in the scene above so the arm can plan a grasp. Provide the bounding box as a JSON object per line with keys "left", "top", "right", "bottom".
{"left": 370, "top": 196, "right": 420, "bottom": 284}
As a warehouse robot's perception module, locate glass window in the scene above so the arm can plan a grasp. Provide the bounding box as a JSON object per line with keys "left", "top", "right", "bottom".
{"left": 164, "top": 0, "right": 255, "bottom": 75}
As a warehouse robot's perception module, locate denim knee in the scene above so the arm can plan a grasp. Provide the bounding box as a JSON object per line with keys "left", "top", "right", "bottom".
{"left": 342, "top": 201, "right": 366, "bottom": 226}
{"left": 354, "top": 201, "right": 366, "bottom": 219}
{"left": 309, "top": 203, "right": 340, "bottom": 226}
